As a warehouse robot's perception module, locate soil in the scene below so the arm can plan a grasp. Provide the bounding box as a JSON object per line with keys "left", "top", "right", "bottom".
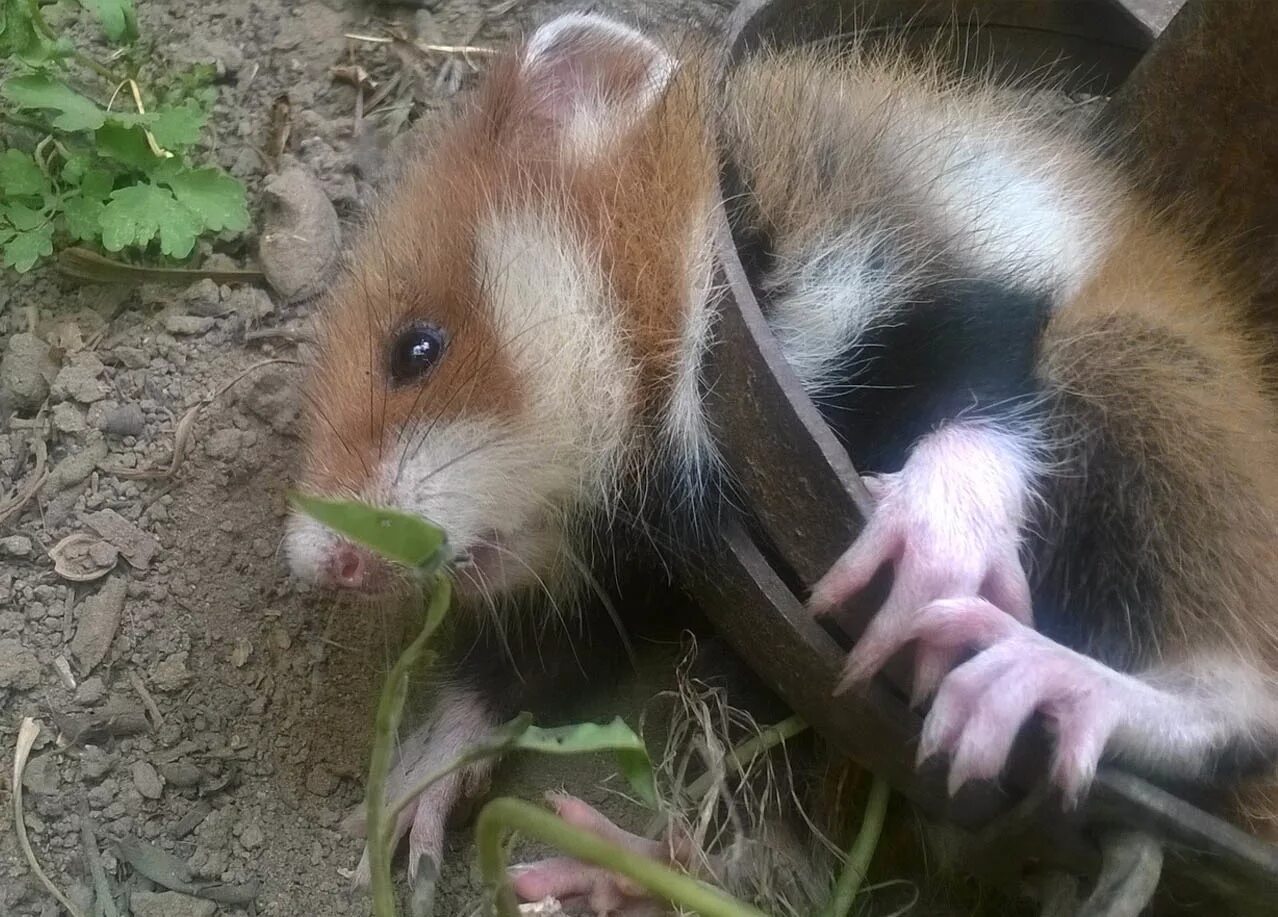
{"left": 0, "top": 1, "right": 730, "bottom": 916}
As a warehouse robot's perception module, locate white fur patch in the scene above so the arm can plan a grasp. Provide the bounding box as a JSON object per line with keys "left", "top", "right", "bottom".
{"left": 663, "top": 204, "right": 720, "bottom": 496}
{"left": 902, "top": 120, "right": 1109, "bottom": 296}
{"left": 284, "top": 513, "right": 339, "bottom": 585}
{"left": 474, "top": 210, "right": 635, "bottom": 501}
{"left": 764, "top": 226, "right": 912, "bottom": 393}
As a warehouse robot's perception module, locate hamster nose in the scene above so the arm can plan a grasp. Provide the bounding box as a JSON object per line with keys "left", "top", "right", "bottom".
{"left": 326, "top": 542, "right": 373, "bottom": 589}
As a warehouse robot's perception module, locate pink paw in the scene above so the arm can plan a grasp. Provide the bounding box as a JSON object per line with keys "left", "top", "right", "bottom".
{"left": 856, "top": 597, "right": 1122, "bottom": 804}
{"left": 810, "top": 428, "right": 1034, "bottom": 705}
{"left": 511, "top": 794, "right": 686, "bottom": 916}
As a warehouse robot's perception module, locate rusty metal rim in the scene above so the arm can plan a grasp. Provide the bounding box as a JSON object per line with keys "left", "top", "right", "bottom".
{"left": 692, "top": 0, "right": 1278, "bottom": 908}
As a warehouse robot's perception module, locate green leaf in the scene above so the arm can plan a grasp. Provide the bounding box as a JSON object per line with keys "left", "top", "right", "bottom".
{"left": 514, "top": 718, "right": 657, "bottom": 806}
{"left": 0, "top": 150, "right": 48, "bottom": 197}
{"left": 61, "top": 154, "right": 90, "bottom": 185}
{"left": 158, "top": 167, "right": 248, "bottom": 234}
{"left": 0, "top": 0, "right": 65, "bottom": 63}
{"left": 2, "top": 73, "right": 106, "bottom": 131}
{"left": 149, "top": 101, "right": 206, "bottom": 150}
{"left": 82, "top": 0, "right": 137, "bottom": 43}
{"left": 288, "top": 494, "right": 448, "bottom": 572}
{"left": 3, "top": 200, "right": 45, "bottom": 231}
{"left": 99, "top": 183, "right": 200, "bottom": 258}
{"left": 94, "top": 124, "right": 155, "bottom": 169}
{"left": 62, "top": 193, "right": 105, "bottom": 241}
{"left": 2, "top": 223, "right": 54, "bottom": 271}
{"left": 79, "top": 169, "right": 116, "bottom": 202}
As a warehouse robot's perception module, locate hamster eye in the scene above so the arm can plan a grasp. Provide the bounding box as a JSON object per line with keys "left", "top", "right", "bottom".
{"left": 388, "top": 322, "right": 447, "bottom": 384}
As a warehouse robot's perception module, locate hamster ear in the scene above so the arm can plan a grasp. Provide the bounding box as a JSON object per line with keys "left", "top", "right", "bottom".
{"left": 518, "top": 13, "right": 674, "bottom": 154}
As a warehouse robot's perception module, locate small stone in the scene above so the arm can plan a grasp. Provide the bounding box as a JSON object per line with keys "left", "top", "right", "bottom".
{"left": 0, "top": 332, "right": 57, "bottom": 411}
{"left": 151, "top": 651, "right": 191, "bottom": 692}
{"left": 160, "top": 762, "right": 202, "bottom": 788}
{"left": 180, "top": 279, "right": 229, "bottom": 317}
{"left": 52, "top": 401, "right": 88, "bottom": 434}
{"left": 259, "top": 167, "right": 341, "bottom": 301}
{"left": 225, "top": 286, "right": 275, "bottom": 321}
{"left": 22, "top": 754, "right": 60, "bottom": 795}
{"left": 163, "top": 313, "right": 216, "bottom": 336}
{"left": 131, "top": 760, "right": 163, "bottom": 799}
{"left": 0, "top": 534, "right": 32, "bottom": 557}
{"left": 46, "top": 439, "right": 108, "bottom": 491}
{"left": 305, "top": 764, "right": 338, "bottom": 797}
{"left": 110, "top": 346, "right": 149, "bottom": 370}
{"left": 130, "top": 891, "right": 216, "bottom": 917}
{"left": 74, "top": 675, "right": 107, "bottom": 705}
{"left": 0, "top": 638, "right": 40, "bottom": 689}
{"left": 70, "top": 575, "right": 128, "bottom": 674}
{"left": 86, "top": 780, "right": 117, "bottom": 809}
{"left": 51, "top": 352, "right": 108, "bottom": 404}
{"left": 99, "top": 404, "right": 146, "bottom": 438}
{"left": 237, "top": 367, "right": 302, "bottom": 436}
{"left": 204, "top": 427, "right": 247, "bottom": 462}
{"left": 84, "top": 509, "right": 160, "bottom": 569}
{"left": 79, "top": 745, "right": 115, "bottom": 782}
{"left": 239, "top": 823, "right": 264, "bottom": 849}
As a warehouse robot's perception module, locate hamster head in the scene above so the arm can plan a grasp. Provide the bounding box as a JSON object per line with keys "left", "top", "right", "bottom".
{"left": 286, "top": 14, "right": 717, "bottom": 600}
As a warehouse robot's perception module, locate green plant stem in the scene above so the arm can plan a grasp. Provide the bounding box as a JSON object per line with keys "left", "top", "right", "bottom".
{"left": 367, "top": 574, "right": 452, "bottom": 917}
{"left": 477, "top": 797, "right": 769, "bottom": 917}
{"left": 820, "top": 775, "right": 890, "bottom": 917}
{"left": 0, "top": 110, "right": 52, "bottom": 135}
{"left": 25, "top": 0, "right": 120, "bottom": 83}
{"left": 57, "top": 247, "right": 267, "bottom": 284}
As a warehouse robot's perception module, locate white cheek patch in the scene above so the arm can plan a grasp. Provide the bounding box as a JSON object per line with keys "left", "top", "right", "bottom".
{"left": 475, "top": 211, "right": 635, "bottom": 498}
{"left": 385, "top": 416, "right": 570, "bottom": 558}
{"left": 284, "top": 513, "right": 340, "bottom": 585}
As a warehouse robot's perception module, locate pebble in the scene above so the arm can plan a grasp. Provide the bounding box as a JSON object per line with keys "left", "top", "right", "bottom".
{"left": 163, "top": 313, "right": 217, "bottom": 336}
{"left": 180, "top": 278, "right": 231, "bottom": 317}
{"left": 0, "top": 332, "right": 57, "bottom": 411}
{"left": 46, "top": 438, "right": 108, "bottom": 491}
{"left": 100, "top": 403, "right": 146, "bottom": 438}
{"left": 240, "top": 823, "right": 265, "bottom": 849}
{"left": 258, "top": 167, "right": 341, "bottom": 301}
{"left": 50, "top": 352, "right": 108, "bottom": 403}
{"left": 237, "top": 366, "right": 302, "bottom": 436}
{"left": 21, "top": 753, "right": 61, "bottom": 795}
{"left": 84, "top": 509, "right": 160, "bottom": 569}
{"left": 110, "top": 346, "right": 150, "bottom": 370}
{"left": 79, "top": 745, "right": 115, "bottom": 782}
{"left": 70, "top": 575, "right": 128, "bottom": 674}
{"left": 151, "top": 650, "right": 192, "bottom": 692}
{"left": 52, "top": 401, "right": 88, "bottom": 434}
{"left": 130, "top": 891, "right": 216, "bottom": 917}
{"left": 205, "top": 427, "right": 248, "bottom": 462}
{"left": 225, "top": 286, "right": 275, "bottom": 321}
{"left": 131, "top": 760, "right": 164, "bottom": 799}
{"left": 0, "top": 534, "right": 32, "bottom": 557}
{"left": 305, "top": 764, "right": 338, "bottom": 797}
{"left": 0, "top": 637, "right": 41, "bottom": 689}
{"left": 75, "top": 675, "right": 107, "bottom": 705}
{"left": 161, "top": 761, "right": 202, "bottom": 788}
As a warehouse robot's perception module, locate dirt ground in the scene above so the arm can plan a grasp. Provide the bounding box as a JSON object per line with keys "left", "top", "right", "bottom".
{"left": 0, "top": 1, "right": 733, "bottom": 915}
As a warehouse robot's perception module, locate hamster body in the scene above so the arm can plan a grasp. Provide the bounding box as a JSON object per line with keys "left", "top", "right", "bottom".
{"left": 286, "top": 12, "right": 1278, "bottom": 894}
